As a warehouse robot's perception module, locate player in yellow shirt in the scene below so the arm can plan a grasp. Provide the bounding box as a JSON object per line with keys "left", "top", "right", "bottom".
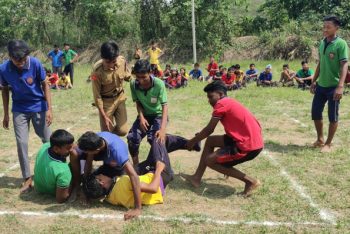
{"left": 83, "top": 161, "right": 166, "bottom": 209}
{"left": 58, "top": 72, "right": 72, "bottom": 89}
{"left": 146, "top": 41, "right": 163, "bottom": 67}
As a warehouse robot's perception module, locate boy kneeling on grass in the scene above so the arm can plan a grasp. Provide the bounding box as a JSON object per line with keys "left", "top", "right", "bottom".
{"left": 33, "top": 129, "right": 74, "bottom": 203}
{"left": 181, "top": 81, "right": 264, "bottom": 197}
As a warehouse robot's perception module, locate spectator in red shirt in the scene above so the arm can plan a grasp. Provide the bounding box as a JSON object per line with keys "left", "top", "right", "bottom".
{"left": 45, "top": 68, "right": 60, "bottom": 90}
{"left": 181, "top": 81, "right": 264, "bottom": 197}
{"left": 206, "top": 56, "right": 219, "bottom": 81}
{"left": 222, "top": 67, "right": 236, "bottom": 90}
{"left": 165, "top": 68, "right": 180, "bottom": 89}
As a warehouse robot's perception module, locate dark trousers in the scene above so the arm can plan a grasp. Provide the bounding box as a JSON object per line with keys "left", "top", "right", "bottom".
{"left": 137, "top": 134, "right": 188, "bottom": 187}
{"left": 64, "top": 63, "right": 74, "bottom": 85}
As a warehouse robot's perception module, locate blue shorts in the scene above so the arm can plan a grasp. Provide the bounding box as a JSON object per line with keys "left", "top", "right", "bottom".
{"left": 311, "top": 84, "right": 339, "bottom": 123}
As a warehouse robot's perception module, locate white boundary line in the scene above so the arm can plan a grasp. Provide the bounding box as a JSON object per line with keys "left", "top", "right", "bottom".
{"left": 264, "top": 150, "right": 336, "bottom": 225}
{"left": 283, "top": 113, "right": 307, "bottom": 128}
{"left": 0, "top": 210, "right": 332, "bottom": 227}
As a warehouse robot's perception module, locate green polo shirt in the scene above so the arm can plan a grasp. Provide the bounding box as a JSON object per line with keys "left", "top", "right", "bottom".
{"left": 34, "top": 143, "right": 72, "bottom": 195}
{"left": 63, "top": 49, "right": 77, "bottom": 66}
{"left": 296, "top": 68, "right": 314, "bottom": 78}
{"left": 318, "top": 37, "right": 349, "bottom": 87}
{"left": 130, "top": 77, "right": 167, "bottom": 117}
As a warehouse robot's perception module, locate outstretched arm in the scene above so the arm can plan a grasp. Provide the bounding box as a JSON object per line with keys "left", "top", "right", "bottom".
{"left": 187, "top": 117, "right": 220, "bottom": 150}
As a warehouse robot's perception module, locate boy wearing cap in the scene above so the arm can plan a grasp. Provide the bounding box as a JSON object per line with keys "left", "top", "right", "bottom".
{"left": 310, "top": 16, "right": 349, "bottom": 153}
{"left": 257, "top": 65, "right": 276, "bottom": 86}
{"left": 0, "top": 40, "right": 52, "bottom": 193}
{"left": 181, "top": 81, "right": 263, "bottom": 197}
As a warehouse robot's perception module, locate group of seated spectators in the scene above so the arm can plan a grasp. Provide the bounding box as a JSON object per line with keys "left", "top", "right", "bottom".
{"left": 45, "top": 68, "right": 72, "bottom": 90}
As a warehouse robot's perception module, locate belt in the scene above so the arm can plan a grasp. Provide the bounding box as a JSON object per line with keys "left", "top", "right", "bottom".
{"left": 101, "top": 90, "right": 124, "bottom": 99}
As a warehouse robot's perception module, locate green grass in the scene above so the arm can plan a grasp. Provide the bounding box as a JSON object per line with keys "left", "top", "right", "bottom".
{"left": 0, "top": 61, "right": 349, "bottom": 233}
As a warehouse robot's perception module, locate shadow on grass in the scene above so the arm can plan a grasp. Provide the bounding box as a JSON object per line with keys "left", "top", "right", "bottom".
{"left": 0, "top": 176, "right": 23, "bottom": 189}
{"left": 264, "top": 141, "right": 312, "bottom": 155}
{"left": 170, "top": 175, "right": 236, "bottom": 199}
{"left": 19, "top": 188, "right": 128, "bottom": 213}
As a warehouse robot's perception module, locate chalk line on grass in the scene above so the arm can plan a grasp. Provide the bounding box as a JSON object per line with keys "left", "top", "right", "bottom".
{"left": 0, "top": 210, "right": 331, "bottom": 227}
{"left": 283, "top": 113, "right": 307, "bottom": 128}
{"left": 264, "top": 150, "right": 337, "bottom": 225}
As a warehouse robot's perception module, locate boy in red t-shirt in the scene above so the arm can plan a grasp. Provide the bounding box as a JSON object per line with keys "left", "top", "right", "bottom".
{"left": 165, "top": 68, "right": 180, "bottom": 89}
{"left": 181, "top": 81, "right": 264, "bottom": 197}
{"left": 222, "top": 67, "right": 236, "bottom": 90}
{"left": 206, "top": 56, "right": 219, "bottom": 81}
{"left": 45, "top": 68, "right": 60, "bottom": 89}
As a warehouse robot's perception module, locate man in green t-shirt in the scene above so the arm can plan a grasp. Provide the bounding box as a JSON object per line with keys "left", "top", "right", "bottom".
{"left": 34, "top": 129, "right": 74, "bottom": 203}
{"left": 310, "top": 16, "right": 349, "bottom": 153}
{"left": 127, "top": 59, "right": 168, "bottom": 166}
{"left": 63, "top": 43, "right": 79, "bottom": 86}
{"left": 295, "top": 61, "right": 314, "bottom": 89}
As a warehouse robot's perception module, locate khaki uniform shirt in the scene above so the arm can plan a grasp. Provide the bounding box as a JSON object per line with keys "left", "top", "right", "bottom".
{"left": 91, "top": 56, "right": 131, "bottom": 109}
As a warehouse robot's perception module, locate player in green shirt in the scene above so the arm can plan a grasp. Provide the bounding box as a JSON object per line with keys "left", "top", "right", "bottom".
{"left": 310, "top": 16, "right": 349, "bottom": 153}
{"left": 34, "top": 129, "right": 74, "bottom": 203}
{"left": 63, "top": 43, "right": 79, "bottom": 86}
{"left": 127, "top": 59, "right": 168, "bottom": 166}
{"left": 295, "top": 61, "right": 314, "bottom": 89}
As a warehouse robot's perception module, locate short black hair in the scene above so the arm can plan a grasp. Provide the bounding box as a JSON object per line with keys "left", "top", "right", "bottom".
{"left": 151, "top": 40, "right": 156, "bottom": 45}
{"left": 50, "top": 129, "right": 74, "bottom": 148}
{"left": 324, "top": 15, "right": 341, "bottom": 26}
{"left": 219, "top": 65, "right": 223, "bottom": 69}
{"left": 250, "top": 63, "right": 255, "bottom": 67}
{"left": 7, "top": 40, "right": 30, "bottom": 60}
{"left": 204, "top": 80, "right": 227, "bottom": 96}
{"left": 78, "top": 131, "right": 103, "bottom": 151}
{"left": 100, "top": 41, "right": 119, "bottom": 60}
{"left": 64, "top": 43, "right": 70, "bottom": 46}
{"left": 133, "top": 59, "right": 151, "bottom": 74}
{"left": 54, "top": 44, "right": 58, "bottom": 48}
{"left": 82, "top": 174, "right": 106, "bottom": 199}
{"left": 235, "top": 64, "right": 240, "bottom": 69}
{"left": 301, "top": 60, "right": 308, "bottom": 65}
{"left": 194, "top": 62, "right": 200, "bottom": 67}
{"left": 283, "top": 64, "right": 289, "bottom": 68}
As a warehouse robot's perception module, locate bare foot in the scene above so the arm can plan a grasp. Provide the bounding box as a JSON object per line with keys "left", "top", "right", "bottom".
{"left": 239, "top": 180, "right": 261, "bottom": 198}
{"left": 312, "top": 140, "right": 324, "bottom": 148}
{"left": 20, "top": 178, "right": 33, "bottom": 194}
{"left": 320, "top": 144, "right": 332, "bottom": 153}
{"left": 180, "top": 173, "right": 201, "bottom": 188}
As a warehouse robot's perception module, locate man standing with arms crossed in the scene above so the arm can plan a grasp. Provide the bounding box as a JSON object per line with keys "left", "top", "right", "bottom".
{"left": 0, "top": 40, "right": 52, "bottom": 193}
{"left": 311, "top": 16, "right": 349, "bottom": 153}
{"left": 91, "top": 41, "right": 131, "bottom": 136}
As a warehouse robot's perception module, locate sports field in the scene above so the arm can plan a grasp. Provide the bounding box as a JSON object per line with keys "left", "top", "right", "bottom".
{"left": 0, "top": 61, "right": 349, "bottom": 233}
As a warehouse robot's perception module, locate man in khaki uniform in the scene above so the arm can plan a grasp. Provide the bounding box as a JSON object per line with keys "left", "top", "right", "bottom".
{"left": 91, "top": 41, "right": 131, "bottom": 136}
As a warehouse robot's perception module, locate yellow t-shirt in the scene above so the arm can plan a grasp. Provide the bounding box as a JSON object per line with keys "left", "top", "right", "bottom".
{"left": 58, "top": 76, "right": 71, "bottom": 87}
{"left": 235, "top": 70, "right": 244, "bottom": 82}
{"left": 105, "top": 173, "right": 163, "bottom": 208}
{"left": 148, "top": 48, "right": 162, "bottom": 65}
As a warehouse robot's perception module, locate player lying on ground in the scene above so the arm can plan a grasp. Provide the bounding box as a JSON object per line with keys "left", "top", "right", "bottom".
{"left": 181, "top": 81, "right": 264, "bottom": 197}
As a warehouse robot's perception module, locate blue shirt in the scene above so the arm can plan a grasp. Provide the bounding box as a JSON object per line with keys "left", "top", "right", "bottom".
{"left": 98, "top": 132, "right": 129, "bottom": 168}
{"left": 246, "top": 69, "right": 258, "bottom": 75}
{"left": 47, "top": 50, "right": 64, "bottom": 67}
{"left": 0, "top": 57, "right": 47, "bottom": 113}
{"left": 189, "top": 69, "right": 203, "bottom": 79}
{"left": 259, "top": 72, "right": 272, "bottom": 81}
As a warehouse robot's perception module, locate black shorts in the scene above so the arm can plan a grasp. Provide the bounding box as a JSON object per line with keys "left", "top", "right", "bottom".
{"left": 216, "top": 135, "right": 263, "bottom": 167}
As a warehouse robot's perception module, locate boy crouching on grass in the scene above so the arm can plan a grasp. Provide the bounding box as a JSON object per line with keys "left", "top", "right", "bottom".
{"left": 181, "top": 81, "right": 264, "bottom": 197}
{"left": 33, "top": 129, "right": 74, "bottom": 203}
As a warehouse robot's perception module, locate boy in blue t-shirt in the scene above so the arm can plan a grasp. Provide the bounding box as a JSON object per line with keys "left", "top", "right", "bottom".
{"left": 0, "top": 40, "right": 52, "bottom": 193}
{"left": 245, "top": 63, "right": 259, "bottom": 82}
{"left": 257, "top": 65, "right": 277, "bottom": 87}
{"left": 189, "top": 63, "right": 203, "bottom": 81}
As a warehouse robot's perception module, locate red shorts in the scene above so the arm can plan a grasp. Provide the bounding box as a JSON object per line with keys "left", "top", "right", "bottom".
{"left": 216, "top": 135, "right": 262, "bottom": 167}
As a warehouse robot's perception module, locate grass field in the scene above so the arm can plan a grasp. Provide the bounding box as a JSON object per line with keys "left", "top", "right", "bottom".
{"left": 0, "top": 60, "right": 350, "bottom": 233}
